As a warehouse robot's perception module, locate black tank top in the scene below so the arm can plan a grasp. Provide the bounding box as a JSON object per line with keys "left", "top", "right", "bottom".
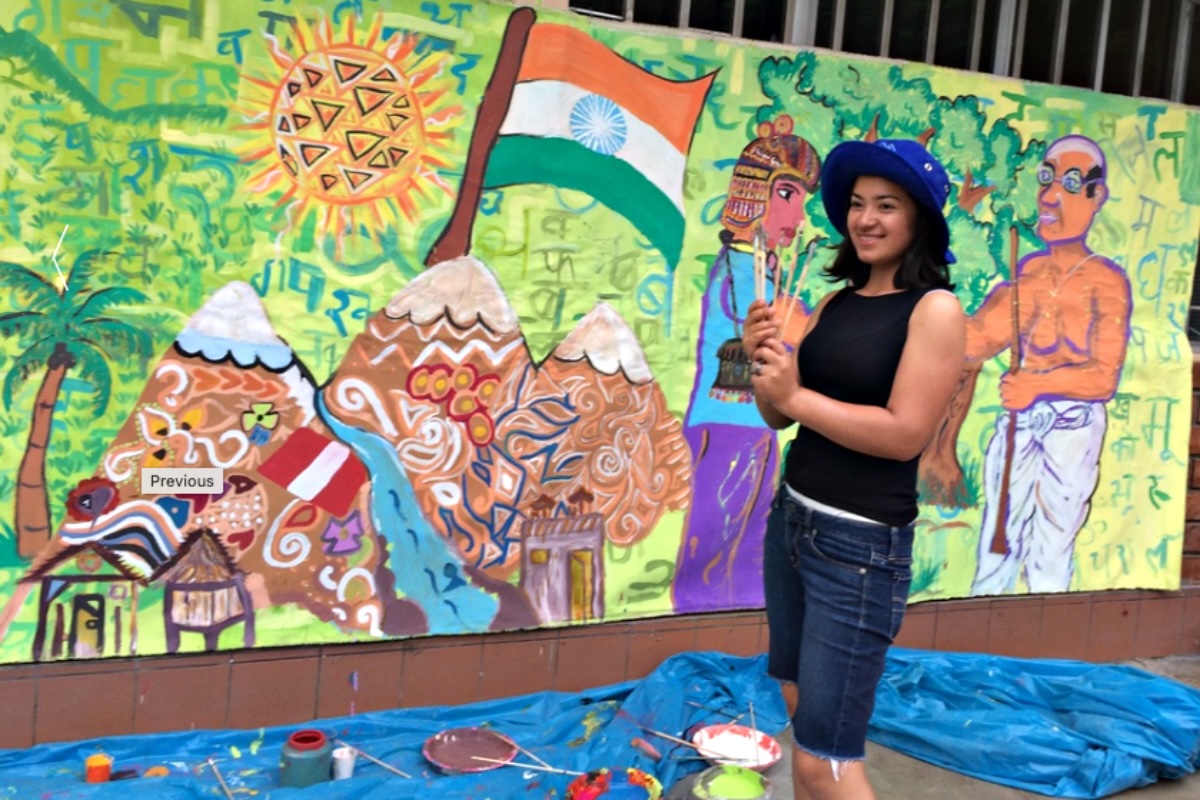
{"left": 784, "top": 286, "right": 933, "bottom": 526}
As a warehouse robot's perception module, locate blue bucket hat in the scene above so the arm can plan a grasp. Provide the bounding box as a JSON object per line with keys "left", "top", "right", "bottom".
{"left": 820, "top": 139, "right": 956, "bottom": 265}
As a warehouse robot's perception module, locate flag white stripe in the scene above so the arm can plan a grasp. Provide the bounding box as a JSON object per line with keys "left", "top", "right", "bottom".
{"left": 288, "top": 441, "right": 350, "bottom": 500}
{"left": 499, "top": 80, "right": 687, "bottom": 213}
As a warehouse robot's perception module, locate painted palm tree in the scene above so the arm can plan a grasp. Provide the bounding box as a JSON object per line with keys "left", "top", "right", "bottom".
{"left": 0, "top": 250, "right": 151, "bottom": 559}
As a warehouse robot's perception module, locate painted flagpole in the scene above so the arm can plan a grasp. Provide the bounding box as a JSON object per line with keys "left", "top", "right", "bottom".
{"left": 424, "top": 7, "right": 537, "bottom": 267}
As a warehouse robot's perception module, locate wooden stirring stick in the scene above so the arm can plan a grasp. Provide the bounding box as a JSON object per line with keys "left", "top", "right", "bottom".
{"left": 207, "top": 758, "right": 235, "bottom": 800}
{"left": 749, "top": 701, "right": 761, "bottom": 768}
{"left": 333, "top": 739, "right": 411, "bottom": 779}
{"left": 512, "top": 742, "right": 554, "bottom": 771}
{"left": 685, "top": 700, "right": 747, "bottom": 724}
{"left": 471, "top": 756, "right": 583, "bottom": 776}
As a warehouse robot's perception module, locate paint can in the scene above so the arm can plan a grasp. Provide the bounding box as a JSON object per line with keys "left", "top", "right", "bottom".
{"left": 331, "top": 745, "right": 357, "bottom": 780}
{"left": 280, "top": 729, "right": 333, "bottom": 788}
{"left": 84, "top": 754, "right": 112, "bottom": 783}
{"left": 422, "top": 727, "right": 519, "bottom": 774}
{"left": 565, "top": 767, "right": 663, "bottom": 800}
{"left": 689, "top": 764, "right": 771, "bottom": 800}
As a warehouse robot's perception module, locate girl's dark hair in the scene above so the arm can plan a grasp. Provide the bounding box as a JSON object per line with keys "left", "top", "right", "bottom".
{"left": 823, "top": 207, "right": 955, "bottom": 291}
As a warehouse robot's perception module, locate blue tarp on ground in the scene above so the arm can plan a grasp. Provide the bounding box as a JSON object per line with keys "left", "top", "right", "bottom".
{"left": 1, "top": 648, "right": 1198, "bottom": 798}
{"left": 0, "top": 651, "right": 789, "bottom": 799}
{"left": 870, "top": 648, "right": 1200, "bottom": 798}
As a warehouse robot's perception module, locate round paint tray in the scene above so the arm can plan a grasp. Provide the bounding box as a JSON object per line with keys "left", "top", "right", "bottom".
{"left": 691, "top": 724, "right": 781, "bottom": 772}
{"left": 690, "top": 764, "right": 772, "bottom": 800}
{"left": 565, "top": 767, "right": 663, "bottom": 799}
{"left": 422, "top": 726, "right": 518, "bottom": 774}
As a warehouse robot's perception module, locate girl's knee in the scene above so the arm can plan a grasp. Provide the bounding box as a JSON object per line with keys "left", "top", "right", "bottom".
{"left": 793, "top": 748, "right": 845, "bottom": 782}
{"left": 792, "top": 747, "right": 864, "bottom": 796}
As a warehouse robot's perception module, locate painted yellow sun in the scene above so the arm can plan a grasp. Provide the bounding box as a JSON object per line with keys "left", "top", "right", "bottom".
{"left": 239, "top": 14, "right": 459, "bottom": 242}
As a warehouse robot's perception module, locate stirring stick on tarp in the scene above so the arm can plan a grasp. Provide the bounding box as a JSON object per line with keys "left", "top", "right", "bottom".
{"left": 207, "top": 758, "right": 235, "bottom": 800}
{"left": 512, "top": 742, "right": 554, "bottom": 771}
{"left": 470, "top": 756, "right": 583, "bottom": 776}
{"left": 748, "top": 701, "right": 761, "bottom": 767}
{"left": 333, "top": 739, "right": 411, "bottom": 779}
{"left": 638, "top": 725, "right": 710, "bottom": 754}
{"left": 685, "top": 701, "right": 746, "bottom": 723}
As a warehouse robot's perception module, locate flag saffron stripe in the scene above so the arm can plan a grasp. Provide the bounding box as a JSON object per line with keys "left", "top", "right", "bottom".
{"left": 515, "top": 23, "right": 713, "bottom": 153}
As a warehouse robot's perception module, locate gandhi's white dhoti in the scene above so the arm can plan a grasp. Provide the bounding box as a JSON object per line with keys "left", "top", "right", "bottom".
{"left": 972, "top": 400, "right": 1106, "bottom": 595}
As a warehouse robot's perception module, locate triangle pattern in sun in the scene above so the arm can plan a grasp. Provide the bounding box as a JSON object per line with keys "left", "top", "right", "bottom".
{"left": 298, "top": 142, "right": 334, "bottom": 168}
{"left": 311, "top": 100, "right": 346, "bottom": 132}
{"left": 354, "top": 86, "right": 393, "bottom": 117}
{"left": 339, "top": 165, "right": 381, "bottom": 194}
{"left": 332, "top": 57, "right": 368, "bottom": 85}
{"left": 345, "top": 130, "right": 387, "bottom": 161}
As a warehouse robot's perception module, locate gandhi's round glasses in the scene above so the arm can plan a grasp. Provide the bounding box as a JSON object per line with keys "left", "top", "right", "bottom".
{"left": 1036, "top": 165, "right": 1101, "bottom": 194}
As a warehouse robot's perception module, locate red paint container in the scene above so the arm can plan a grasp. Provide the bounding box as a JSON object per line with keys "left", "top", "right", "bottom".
{"left": 85, "top": 754, "right": 112, "bottom": 783}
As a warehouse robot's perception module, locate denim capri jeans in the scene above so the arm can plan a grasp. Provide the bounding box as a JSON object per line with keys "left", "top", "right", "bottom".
{"left": 763, "top": 489, "right": 914, "bottom": 762}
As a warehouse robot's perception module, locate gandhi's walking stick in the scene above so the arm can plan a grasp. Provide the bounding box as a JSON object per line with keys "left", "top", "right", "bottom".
{"left": 990, "top": 226, "right": 1021, "bottom": 555}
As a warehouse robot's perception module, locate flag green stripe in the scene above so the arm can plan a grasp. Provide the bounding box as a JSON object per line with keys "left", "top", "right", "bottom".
{"left": 482, "top": 135, "right": 685, "bottom": 266}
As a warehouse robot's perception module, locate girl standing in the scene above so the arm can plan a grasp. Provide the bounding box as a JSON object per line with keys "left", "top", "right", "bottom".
{"left": 744, "top": 138, "right": 966, "bottom": 800}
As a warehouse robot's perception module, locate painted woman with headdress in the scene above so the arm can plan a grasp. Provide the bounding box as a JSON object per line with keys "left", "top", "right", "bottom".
{"left": 674, "top": 117, "right": 821, "bottom": 613}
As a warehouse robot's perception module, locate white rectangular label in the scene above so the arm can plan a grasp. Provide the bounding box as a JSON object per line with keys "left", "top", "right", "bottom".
{"left": 140, "top": 468, "right": 224, "bottom": 495}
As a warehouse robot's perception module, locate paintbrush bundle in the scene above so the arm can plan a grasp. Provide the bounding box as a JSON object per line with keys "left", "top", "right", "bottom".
{"left": 779, "top": 239, "right": 818, "bottom": 340}
{"left": 752, "top": 230, "right": 767, "bottom": 303}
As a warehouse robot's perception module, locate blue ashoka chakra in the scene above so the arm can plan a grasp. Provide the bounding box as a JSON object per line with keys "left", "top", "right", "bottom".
{"left": 569, "top": 94, "right": 628, "bottom": 156}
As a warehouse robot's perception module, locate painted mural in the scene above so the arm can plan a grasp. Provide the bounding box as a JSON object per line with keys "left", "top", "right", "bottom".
{"left": 0, "top": 0, "right": 1195, "bottom": 664}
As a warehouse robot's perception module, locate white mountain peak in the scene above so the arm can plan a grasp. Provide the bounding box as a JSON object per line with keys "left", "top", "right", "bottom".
{"left": 553, "top": 302, "right": 653, "bottom": 384}
{"left": 386, "top": 255, "right": 519, "bottom": 334}
{"left": 177, "top": 281, "right": 295, "bottom": 371}
{"left": 186, "top": 281, "right": 283, "bottom": 346}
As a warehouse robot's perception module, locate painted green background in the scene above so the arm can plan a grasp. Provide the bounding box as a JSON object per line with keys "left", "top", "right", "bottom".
{"left": 0, "top": 0, "right": 1195, "bottom": 663}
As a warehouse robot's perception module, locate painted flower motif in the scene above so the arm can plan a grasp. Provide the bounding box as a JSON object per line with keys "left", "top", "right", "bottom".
{"left": 66, "top": 477, "right": 120, "bottom": 523}
{"left": 407, "top": 363, "right": 500, "bottom": 447}
{"left": 75, "top": 551, "right": 103, "bottom": 574}
{"left": 449, "top": 392, "right": 480, "bottom": 420}
{"left": 465, "top": 410, "right": 495, "bottom": 447}
{"left": 407, "top": 364, "right": 455, "bottom": 402}
{"left": 475, "top": 376, "right": 498, "bottom": 403}
{"left": 322, "top": 511, "right": 365, "bottom": 555}
{"left": 242, "top": 402, "right": 280, "bottom": 446}
{"left": 450, "top": 363, "right": 479, "bottom": 393}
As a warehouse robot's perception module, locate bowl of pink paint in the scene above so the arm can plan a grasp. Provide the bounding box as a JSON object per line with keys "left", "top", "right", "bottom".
{"left": 690, "top": 724, "right": 781, "bottom": 772}
{"left": 422, "top": 727, "right": 519, "bottom": 774}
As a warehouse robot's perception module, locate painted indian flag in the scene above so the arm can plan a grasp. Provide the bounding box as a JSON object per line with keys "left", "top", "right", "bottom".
{"left": 482, "top": 23, "right": 715, "bottom": 265}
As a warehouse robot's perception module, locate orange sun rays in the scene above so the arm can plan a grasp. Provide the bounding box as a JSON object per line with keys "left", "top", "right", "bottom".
{"left": 237, "top": 12, "right": 462, "bottom": 252}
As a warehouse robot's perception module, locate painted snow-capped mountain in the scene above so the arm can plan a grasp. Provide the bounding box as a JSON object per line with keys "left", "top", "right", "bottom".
{"left": 327, "top": 255, "right": 691, "bottom": 570}
{"left": 550, "top": 302, "right": 653, "bottom": 384}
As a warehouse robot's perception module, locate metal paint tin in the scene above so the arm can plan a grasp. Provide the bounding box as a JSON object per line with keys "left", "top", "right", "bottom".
{"left": 280, "top": 729, "right": 332, "bottom": 788}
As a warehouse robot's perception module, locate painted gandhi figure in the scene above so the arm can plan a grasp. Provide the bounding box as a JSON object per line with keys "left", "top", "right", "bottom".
{"left": 963, "top": 135, "right": 1131, "bottom": 594}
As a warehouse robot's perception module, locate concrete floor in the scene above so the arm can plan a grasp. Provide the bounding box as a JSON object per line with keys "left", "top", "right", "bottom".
{"left": 669, "top": 657, "right": 1200, "bottom": 800}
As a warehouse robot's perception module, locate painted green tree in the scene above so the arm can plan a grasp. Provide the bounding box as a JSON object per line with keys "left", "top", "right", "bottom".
{"left": 755, "top": 54, "right": 1060, "bottom": 521}
{"left": 0, "top": 250, "right": 152, "bottom": 559}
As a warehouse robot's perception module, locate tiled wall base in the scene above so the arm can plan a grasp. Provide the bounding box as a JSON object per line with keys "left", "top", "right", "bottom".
{"left": 2, "top": 586, "right": 1197, "bottom": 749}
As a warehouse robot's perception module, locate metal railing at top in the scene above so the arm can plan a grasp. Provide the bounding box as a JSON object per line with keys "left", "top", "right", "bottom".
{"left": 570, "top": 0, "right": 1199, "bottom": 104}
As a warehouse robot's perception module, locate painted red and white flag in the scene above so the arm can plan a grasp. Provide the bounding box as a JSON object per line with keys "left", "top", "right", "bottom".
{"left": 259, "top": 428, "right": 368, "bottom": 517}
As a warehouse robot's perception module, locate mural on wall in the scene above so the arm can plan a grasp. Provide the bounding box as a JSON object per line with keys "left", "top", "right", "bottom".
{"left": 0, "top": 0, "right": 1195, "bottom": 664}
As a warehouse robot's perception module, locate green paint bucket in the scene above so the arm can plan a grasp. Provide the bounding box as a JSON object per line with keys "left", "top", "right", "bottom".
{"left": 279, "top": 729, "right": 332, "bottom": 788}
{"left": 690, "top": 764, "right": 771, "bottom": 800}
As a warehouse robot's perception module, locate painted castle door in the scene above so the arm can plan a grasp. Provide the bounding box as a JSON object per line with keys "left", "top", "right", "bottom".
{"left": 71, "top": 594, "right": 105, "bottom": 658}
{"left": 569, "top": 550, "right": 594, "bottom": 622}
